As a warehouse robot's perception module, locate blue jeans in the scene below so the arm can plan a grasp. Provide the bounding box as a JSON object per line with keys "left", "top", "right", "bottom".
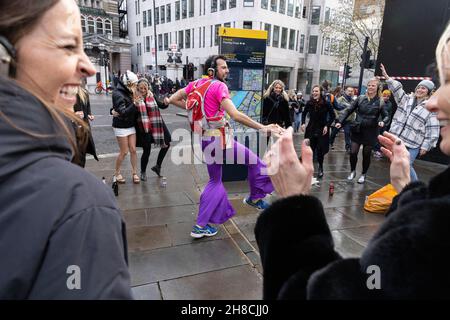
{"left": 294, "top": 112, "right": 301, "bottom": 132}
{"left": 407, "top": 147, "right": 420, "bottom": 182}
{"left": 330, "top": 123, "right": 351, "bottom": 150}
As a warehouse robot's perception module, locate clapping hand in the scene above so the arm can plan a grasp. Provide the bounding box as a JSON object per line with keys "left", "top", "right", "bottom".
{"left": 377, "top": 131, "right": 411, "bottom": 192}
{"left": 264, "top": 127, "right": 314, "bottom": 198}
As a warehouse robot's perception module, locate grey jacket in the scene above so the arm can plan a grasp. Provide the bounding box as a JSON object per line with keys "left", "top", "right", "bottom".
{"left": 0, "top": 77, "right": 132, "bottom": 299}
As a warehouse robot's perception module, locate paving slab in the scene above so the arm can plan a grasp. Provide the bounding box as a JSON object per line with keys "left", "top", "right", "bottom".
{"left": 128, "top": 238, "right": 248, "bottom": 286}
{"left": 159, "top": 265, "right": 263, "bottom": 300}
{"left": 127, "top": 225, "right": 172, "bottom": 253}
{"left": 132, "top": 283, "right": 162, "bottom": 300}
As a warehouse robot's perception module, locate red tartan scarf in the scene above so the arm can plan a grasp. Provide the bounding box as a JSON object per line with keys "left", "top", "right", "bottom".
{"left": 137, "top": 96, "right": 165, "bottom": 146}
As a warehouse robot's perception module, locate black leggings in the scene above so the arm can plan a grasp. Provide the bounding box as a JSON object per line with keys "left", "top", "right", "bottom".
{"left": 310, "top": 136, "right": 325, "bottom": 169}
{"left": 141, "top": 143, "right": 170, "bottom": 173}
{"left": 350, "top": 142, "right": 372, "bottom": 174}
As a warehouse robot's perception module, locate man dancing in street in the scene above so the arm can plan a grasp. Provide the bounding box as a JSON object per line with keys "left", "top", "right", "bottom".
{"left": 165, "top": 55, "right": 282, "bottom": 238}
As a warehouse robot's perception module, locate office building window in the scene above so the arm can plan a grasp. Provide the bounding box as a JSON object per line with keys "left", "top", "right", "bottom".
{"left": 155, "top": 6, "right": 159, "bottom": 25}
{"left": 272, "top": 25, "right": 279, "bottom": 47}
{"left": 158, "top": 34, "right": 163, "bottom": 51}
{"left": 299, "top": 34, "right": 305, "bottom": 53}
{"left": 203, "top": 26, "right": 206, "bottom": 47}
{"left": 295, "top": 0, "right": 301, "bottom": 18}
{"left": 220, "top": 0, "right": 226, "bottom": 10}
{"left": 211, "top": 0, "right": 217, "bottom": 12}
{"left": 281, "top": 27, "right": 288, "bottom": 49}
{"left": 308, "top": 35, "right": 318, "bottom": 53}
{"left": 185, "top": 29, "right": 191, "bottom": 48}
{"left": 324, "top": 7, "right": 330, "bottom": 24}
{"left": 143, "top": 11, "right": 147, "bottom": 27}
{"left": 167, "top": 4, "right": 171, "bottom": 22}
{"left": 199, "top": 27, "right": 202, "bottom": 47}
{"left": 289, "top": 29, "right": 295, "bottom": 50}
{"left": 296, "top": 30, "right": 299, "bottom": 51}
{"left": 146, "top": 36, "right": 150, "bottom": 52}
{"left": 105, "top": 19, "right": 112, "bottom": 34}
{"left": 189, "top": 0, "right": 194, "bottom": 17}
{"left": 279, "top": 0, "right": 286, "bottom": 14}
{"left": 182, "top": 0, "right": 187, "bottom": 18}
{"left": 302, "top": 5, "right": 307, "bottom": 18}
{"left": 214, "top": 24, "right": 220, "bottom": 46}
{"left": 243, "top": 0, "right": 254, "bottom": 6}
{"left": 261, "top": 0, "right": 268, "bottom": 9}
{"left": 148, "top": 9, "right": 152, "bottom": 26}
{"left": 243, "top": 21, "right": 252, "bottom": 29}
{"left": 270, "top": 0, "right": 277, "bottom": 12}
{"left": 287, "top": 0, "right": 294, "bottom": 16}
{"left": 229, "top": 0, "right": 236, "bottom": 8}
{"left": 96, "top": 18, "right": 103, "bottom": 34}
{"left": 175, "top": 1, "right": 180, "bottom": 20}
{"left": 264, "top": 23, "right": 271, "bottom": 46}
{"left": 311, "top": 6, "right": 320, "bottom": 24}
{"left": 164, "top": 33, "right": 169, "bottom": 50}
{"left": 87, "top": 17, "right": 95, "bottom": 33}
{"left": 210, "top": 25, "right": 213, "bottom": 47}
{"left": 178, "top": 30, "right": 184, "bottom": 48}
{"left": 224, "top": 22, "right": 231, "bottom": 27}
{"left": 81, "top": 16, "right": 86, "bottom": 33}
{"left": 161, "top": 6, "right": 165, "bottom": 23}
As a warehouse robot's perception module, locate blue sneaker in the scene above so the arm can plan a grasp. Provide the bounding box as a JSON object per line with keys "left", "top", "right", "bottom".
{"left": 243, "top": 197, "right": 270, "bottom": 210}
{"left": 190, "top": 224, "right": 218, "bottom": 238}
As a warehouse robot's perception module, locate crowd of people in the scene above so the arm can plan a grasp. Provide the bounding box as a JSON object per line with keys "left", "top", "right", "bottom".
{"left": 1, "top": 0, "right": 450, "bottom": 300}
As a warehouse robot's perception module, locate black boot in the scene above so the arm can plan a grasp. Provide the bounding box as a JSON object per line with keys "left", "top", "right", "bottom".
{"left": 151, "top": 165, "right": 161, "bottom": 177}
{"left": 318, "top": 166, "right": 324, "bottom": 178}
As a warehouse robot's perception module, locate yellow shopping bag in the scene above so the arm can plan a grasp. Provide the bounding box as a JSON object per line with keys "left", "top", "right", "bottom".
{"left": 364, "top": 184, "right": 398, "bottom": 214}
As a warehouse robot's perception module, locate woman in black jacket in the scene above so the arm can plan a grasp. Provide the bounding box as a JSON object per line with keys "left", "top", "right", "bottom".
{"left": 262, "top": 80, "right": 291, "bottom": 128}
{"left": 254, "top": 24, "right": 450, "bottom": 299}
{"left": 135, "top": 78, "right": 172, "bottom": 180}
{"left": 301, "top": 85, "right": 335, "bottom": 178}
{"left": 0, "top": 0, "right": 132, "bottom": 299}
{"left": 112, "top": 70, "right": 140, "bottom": 184}
{"left": 73, "top": 86, "right": 98, "bottom": 167}
{"left": 336, "top": 78, "right": 389, "bottom": 183}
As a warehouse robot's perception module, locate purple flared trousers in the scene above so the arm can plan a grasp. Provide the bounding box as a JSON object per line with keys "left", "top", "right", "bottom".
{"left": 196, "top": 137, "right": 274, "bottom": 227}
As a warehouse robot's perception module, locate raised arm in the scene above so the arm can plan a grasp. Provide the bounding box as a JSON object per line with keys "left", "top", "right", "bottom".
{"left": 381, "top": 63, "right": 409, "bottom": 109}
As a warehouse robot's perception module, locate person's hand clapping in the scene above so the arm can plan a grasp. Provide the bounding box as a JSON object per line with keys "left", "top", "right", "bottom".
{"left": 264, "top": 127, "right": 314, "bottom": 198}
{"left": 378, "top": 131, "right": 411, "bottom": 192}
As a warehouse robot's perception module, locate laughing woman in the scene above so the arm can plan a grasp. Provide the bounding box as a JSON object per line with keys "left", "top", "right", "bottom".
{"left": 135, "top": 78, "right": 171, "bottom": 181}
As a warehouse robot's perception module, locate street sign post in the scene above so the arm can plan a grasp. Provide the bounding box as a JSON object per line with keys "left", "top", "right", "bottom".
{"left": 218, "top": 27, "right": 268, "bottom": 182}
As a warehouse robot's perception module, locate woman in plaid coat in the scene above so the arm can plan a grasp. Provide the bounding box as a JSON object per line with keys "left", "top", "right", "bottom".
{"left": 381, "top": 64, "right": 440, "bottom": 181}
{"left": 135, "top": 78, "right": 172, "bottom": 181}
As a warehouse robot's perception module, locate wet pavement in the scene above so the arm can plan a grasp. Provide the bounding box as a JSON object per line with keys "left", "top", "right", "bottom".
{"left": 85, "top": 96, "right": 447, "bottom": 299}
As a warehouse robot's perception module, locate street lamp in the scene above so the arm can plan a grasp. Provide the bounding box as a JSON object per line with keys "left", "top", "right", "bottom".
{"left": 174, "top": 49, "right": 182, "bottom": 64}
{"left": 166, "top": 50, "right": 174, "bottom": 63}
{"left": 98, "top": 43, "right": 109, "bottom": 89}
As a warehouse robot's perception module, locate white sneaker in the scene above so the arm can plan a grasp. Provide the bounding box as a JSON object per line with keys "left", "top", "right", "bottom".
{"left": 347, "top": 171, "right": 356, "bottom": 180}
{"left": 357, "top": 174, "right": 366, "bottom": 184}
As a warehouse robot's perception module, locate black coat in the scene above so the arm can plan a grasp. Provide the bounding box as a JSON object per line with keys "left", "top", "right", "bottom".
{"left": 255, "top": 166, "right": 450, "bottom": 299}
{"left": 135, "top": 97, "right": 172, "bottom": 148}
{"left": 73, "top": 92, "right": 98, "bottom": 166}
{"left": 338, "top": 95, "right": 390, "bottom": 146}
{"left": 112, "top": 81, "right": 137, "bottom": 128}
{"left": 338, "top": 95, "right": 390, "bottom": 129}
{"left": 262, "top": 94, "right": 292, "bottom": 128}
{"left": 0, "top": 78, "right": 132, "bottom": 299}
